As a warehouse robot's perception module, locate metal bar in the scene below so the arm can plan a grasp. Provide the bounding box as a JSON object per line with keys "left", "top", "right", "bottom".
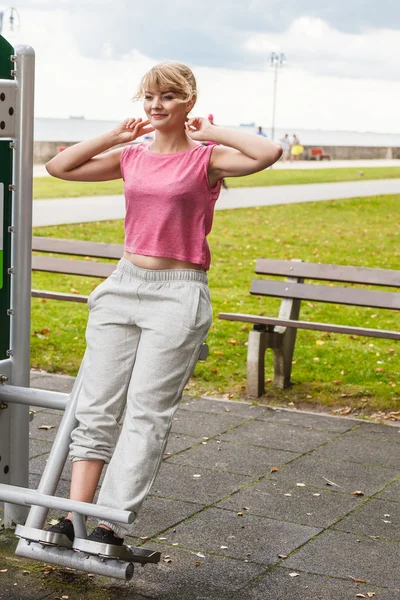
{"left": 218, "top": 312, "right": 400, "bottom": 340}
{"left": 5, "top": 44, "right": 35, "bottom": 527}
{"left": 22, "top": 364, "right": 83, "bottom": 529}
{"left": 71, "top": 511, "right": 87, "bottom": 539}
{"left": 0, "top": 384, "right": 68, "bottom": 410}
{"left": 0, "top": 483, "right": 133, "bottom": 524}
{"left": 16, "top": 539, "right": 134, "bottom": 580}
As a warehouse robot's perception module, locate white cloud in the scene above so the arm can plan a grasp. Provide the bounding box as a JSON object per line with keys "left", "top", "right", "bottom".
{"left": 2, "top": 6, "right": 400, "bottom": 134}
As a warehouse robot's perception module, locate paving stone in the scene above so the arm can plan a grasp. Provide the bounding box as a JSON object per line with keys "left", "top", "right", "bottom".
{"left": 180, "top": 396, "right": 271, "bottom": 418}
{"left": 30, "top": 371, "right": 75, "bottom": 394}
{"left": 269, "top": 453, "right": 400, "bottom": 496}
{"left": 29, "top": 438, "right": 52, "bottom": 459}
{"left": 171, "top": 409, "right": 251, "bottom": 437}
{"left": 259, "top": 409, "right": 357, "bottom": 433}
{"left": 284, "top": 529, "right": 400, "bottom": 588}
{"left": 29, "top": 472, "right": 70, "bottom": 499}
{"left": 221, "top": 419, "right": 340, "bottom": 453}
{"left": 165, "top": 433, "right": 204, "bottom": 456}
{"left": 346, "top": 421, "right": 400, "bottom": 444}
{"left": 29, "top": 411, "right": 62, "bottom": 442}
{"left": 166, "top": 439, "right": 299, "bottom": 476}
{"left": 0, "top": 563, "right": 59, "bottom": 600}
{"left": 29, "top": 452, "right": 72, "bottom": 482}
{"left": 130, "top": 497, "right": 204, "bottom": 539}
{"left": 232, "top": 566, "right": 399, "bottom": 600}
{"left": 314, "top": 435, "right": 400, "bottom": 469}
{"left": 376, "top": 478, "right": 400, "bottom": 503}
{"left": 151, "top": 462, "right": 252, "bottom": 505}
{"left": 162, "top": 507, "right": 320, "bottom": 565}
{"left": 334, "top": 498, "right": 400, "bottom": 541}
{"left": 126, "top": 542, "right": 266, "bottom": 599}
{"left": 218, "top": 479, "right": 364, "bottom": 528}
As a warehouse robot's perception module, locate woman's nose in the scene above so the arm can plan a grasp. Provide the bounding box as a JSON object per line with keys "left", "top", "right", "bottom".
{"left": 151, "top": 96, "right": 162, "bottom": 109}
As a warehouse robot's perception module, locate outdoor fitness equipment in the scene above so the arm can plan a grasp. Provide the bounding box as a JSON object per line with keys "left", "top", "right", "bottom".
{"left": 0, "top": 34, "right": 160, "bottom": 580}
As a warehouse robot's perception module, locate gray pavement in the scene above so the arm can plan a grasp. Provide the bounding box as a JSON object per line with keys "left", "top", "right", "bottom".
{"left": 1, "top": 371, "right": 400, "bottom": 599}
{"left": 33, "top": 178, "right": 400, "bottom": 227}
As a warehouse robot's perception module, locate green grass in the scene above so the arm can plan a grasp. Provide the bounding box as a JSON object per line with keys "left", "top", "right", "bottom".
{"left": 33, "top": 166, "right": 400, "bottom": 199}
{"left": 31, "top": 195, "right": 400, "bottom": 415}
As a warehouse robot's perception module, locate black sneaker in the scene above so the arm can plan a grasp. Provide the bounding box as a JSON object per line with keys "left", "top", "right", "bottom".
{"left": 87, "top": 526, "right": 124, "bottom": 546}
{"left": 45, "top": 517, "right": 75, "bottom": 542}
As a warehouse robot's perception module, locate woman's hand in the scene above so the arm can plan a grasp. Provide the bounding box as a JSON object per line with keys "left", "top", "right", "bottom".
{"left": 185, "top": 117, "right": 213, "bottom": 141}
{"left": 113, "top": 118, "right": 155, "bottom": 144}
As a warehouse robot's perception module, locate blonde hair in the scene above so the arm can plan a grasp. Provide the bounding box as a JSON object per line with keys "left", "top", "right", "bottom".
{"left": 133, "top": 61, "right": 197, "bottom": 106}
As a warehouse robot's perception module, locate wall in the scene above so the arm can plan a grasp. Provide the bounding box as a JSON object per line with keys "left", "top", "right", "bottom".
{"left": 33, "top": 141, "right": 400, "bottom": 164}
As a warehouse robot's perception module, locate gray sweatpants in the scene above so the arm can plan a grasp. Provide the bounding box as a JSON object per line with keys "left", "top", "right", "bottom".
{"left": 69, "top": 259, "right": 212, "bottom": 537}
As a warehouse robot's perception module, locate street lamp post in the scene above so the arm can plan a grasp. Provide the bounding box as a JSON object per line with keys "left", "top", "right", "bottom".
{"left": 0, "top": 7, "right": 20, "bottom": 35}
{"left": 270, "top": 52, "right": 286, "bottom": 140}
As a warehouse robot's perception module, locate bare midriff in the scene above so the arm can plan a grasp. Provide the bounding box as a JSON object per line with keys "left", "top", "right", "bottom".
{"left": 123, "top": 250, "right": 205, "bottom": 271}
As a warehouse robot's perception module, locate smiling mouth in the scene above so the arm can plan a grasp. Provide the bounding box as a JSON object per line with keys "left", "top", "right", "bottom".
{"left": 151, "top": 114, "right": 167, "bottom": 117}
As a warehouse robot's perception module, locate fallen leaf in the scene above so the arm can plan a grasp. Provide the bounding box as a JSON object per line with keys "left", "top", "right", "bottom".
{"left": 195, "top": 561, "right": 201, "bottom": 566}
{"left": 271, "top": 467, "right": 279, "bottom": 472}
{"left": 38, "top": 425, "right": 55, "bottom": 430}
{"left": 289, "top": 572, "right": 299, "bottom": 577}
{"left": 220, "top": 546, "right": 228, "bottom": 549}
{"left": 353, "top": 490, "right": 364, "bottom": 496}
{"left": 296, "top": 483, "right": 305, "bottom": 487}
{"left": 278, "top": 554, "right": 288, "bottom": 559}
{"left": 355, "top": 595, "right": 366, "bottom": 598}
{"left": 0, "top": 569, "right": 8, "bottom": 573}
{"left": 193, "top": 474, "right": 201, "bottom": 478}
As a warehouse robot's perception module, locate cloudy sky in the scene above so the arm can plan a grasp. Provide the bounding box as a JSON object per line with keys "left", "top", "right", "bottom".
{"left": 1, "top": 0, "right": 399, "bottom": 133}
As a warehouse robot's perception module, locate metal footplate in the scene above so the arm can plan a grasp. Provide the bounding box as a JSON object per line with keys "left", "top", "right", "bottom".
{"left": 15, "top": 524, "right": 73, "bottom": 549}
{"left": 73, "top": 537, "right": 161, "bottom": 564}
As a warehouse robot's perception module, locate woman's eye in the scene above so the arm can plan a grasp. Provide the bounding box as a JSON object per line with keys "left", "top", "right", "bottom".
{"left": 163, "top": 95, "right": 174, "bottom": 101}
{"left": 144, "top": 95, "right": 152, "bottom": 100}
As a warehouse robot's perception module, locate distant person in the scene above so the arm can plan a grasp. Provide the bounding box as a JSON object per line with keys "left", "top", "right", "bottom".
{"left": 279, "top": 133, "right": 291, "bottom": 161}
{"left": 290, "top": 134, "right": 304, "bottom": 161}
{"left": 256, "top": 126, "right": 267, "bottom": 137}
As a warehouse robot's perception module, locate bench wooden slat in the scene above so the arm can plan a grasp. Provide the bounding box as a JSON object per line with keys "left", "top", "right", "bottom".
{"left": 250, "top": 279, "right": 400, "bottom": 311}
{"left": 255, "top": 259, "right": 400, "bottom": 288}
{"left": 32, "top": 255, "right": 116, "bottom": 279}
{"left": 32, "top": 290, "right": 89, "bottom": 303}
{"left": 32, "top": 236, "right": 123, "bottom": 260}
{"left": 219, "top": 312, "right": 400, "bottom": 340}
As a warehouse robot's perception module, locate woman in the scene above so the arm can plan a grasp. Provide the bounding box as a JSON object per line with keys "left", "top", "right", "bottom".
{"left": 45, "top": 61, "right": 282, "bottom": 548}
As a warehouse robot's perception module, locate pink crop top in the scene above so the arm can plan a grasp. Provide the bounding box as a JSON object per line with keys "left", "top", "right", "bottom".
{"left": 120, "top": 143, "right": 221, "bottom": 270}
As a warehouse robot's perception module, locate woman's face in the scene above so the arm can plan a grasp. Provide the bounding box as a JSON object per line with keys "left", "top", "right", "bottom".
{"left": 143, "top": 89, "right": 192, "bottom": 131}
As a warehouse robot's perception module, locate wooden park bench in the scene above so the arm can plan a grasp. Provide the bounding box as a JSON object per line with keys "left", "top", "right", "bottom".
{"left": 31, "top": 236, "right": 123, "bottom": 303}
{"left": 219, "top": 259, "right": 400, "bottom": 397}
{"left": 308, "top": 147, "right": 331, "bottom": 160}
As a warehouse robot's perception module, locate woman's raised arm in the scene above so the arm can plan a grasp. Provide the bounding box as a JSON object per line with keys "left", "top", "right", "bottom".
{"left": 186, "top": 117, "right": 282, "bottom": 183}
{"left": 46, "top": 118, "right": 154, "bottom": 182}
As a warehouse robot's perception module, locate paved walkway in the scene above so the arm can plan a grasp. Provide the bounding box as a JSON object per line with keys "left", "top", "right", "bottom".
{"left": 33, "top": 178, "right": 400, "bottom": 227}
{"left": 1, "top": 372, "right": 400, "bottom": 599}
